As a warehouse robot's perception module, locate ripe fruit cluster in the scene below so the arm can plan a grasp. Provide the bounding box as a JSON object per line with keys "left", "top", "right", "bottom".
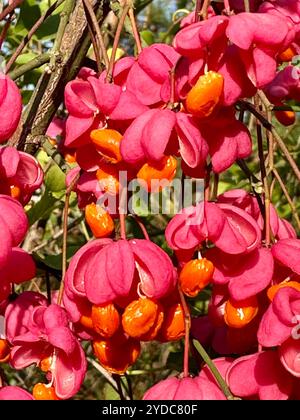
{"left": 0, "top": 0, "right": 300, "bottom": 401}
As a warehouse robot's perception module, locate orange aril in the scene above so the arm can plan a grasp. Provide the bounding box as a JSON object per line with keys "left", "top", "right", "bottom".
{"left": 90, "top": 129, "right": 122, "bottom": 164}
{"left": 93, "top": 332, "right": 140, "bottom": 374}
{"left": 39, "top": 355, "right": 52, "bottom": 373}
{"left": 158, "top": 303, "right": 185, "bottom": 342}
{"left": 91, "top": 303, "right": 120, "bottom": 338}
{"left": 32, "top": 383, "right": 60, "bottom": 400}
{"left": 137, "top": 155, "right": 177, "bottom": 192}
{"left": 179, "top": 258, "right": 214, "bottom": 297}
{"left": 85, "top": 203, "right": 114, "bottom": 238}
{"left": 278, "top": 46, "right": 296, "bottom": 62}
{"left": 275, "top": 109, "right": 296, "bottom": 126}
{"left": 96, "top": 163, "right": 120, "bottom": 195}
{"left": 185, "top": 71, "right": 224, "bottom": 119}
{"left": 122, "top": 298, "right": 164, "bottom": 341}
{"left": 78, "top": 305, "right": 94, "bottom": 330}
{"left": 64, "top": 152, "right": 76, "bottom": 164}
{"left": 10, "top": 185, "right": 21, "bottom": 200}
{"left": 140, "top": 308, "right": 164, "bottom": 341}
{"left": 224, "top": 296, "right": 258, "bottom": 329}
{"left": 0, "top": 339, "right": 10, "bottom": 363}
{"left": 267, "top": 281, "right": 300, "bottom": 301}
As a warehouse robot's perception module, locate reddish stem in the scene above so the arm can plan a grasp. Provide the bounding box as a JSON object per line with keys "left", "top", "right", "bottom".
{"left": 0, "top": 0, "right": 23, "bottom": 21}
{"left": 200, "top": 0, "right": 211, "bottom": 19}
{"left": 195, "top": 0, "right": 202, "bottom": 22}
{"left": 5, "top": 0, "right": 64, "bottom": 73}
{"left": 178, "top": 287, "right": 191, "bottom": 378}
{"left": 134, "top": 216, "right": 149, "bottom": 240}
{"left": 224, "top": 0, "right": 230, "bottom": 12}
{"left": 128, "top": 7, "right": 142, "bottom": 54}
{"left": 82, "top": 0, "right": 110, "bottom": 70}
{"left": 106, "top": 4, "right": 130, "bottom": 83}
{"left": 0, "top": 16, "right": 12, "bottom": 50}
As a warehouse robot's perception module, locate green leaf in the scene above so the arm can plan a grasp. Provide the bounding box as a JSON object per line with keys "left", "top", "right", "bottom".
{"left": 36, "top": 14, "right": 60, "bottom": 39}
{"left": 44, "top": 165, "right": 66, "bottom": 193}
{"left": 103, "top": 383, "right": 120, "bottom": 400}
{"left": 35, "top": 245, "right": 81, "bottom": 270}
{"left": 15, "top": 0, "right": 41, "bottom": 33}
{"left": 140, "top": 30, "right": 154, "bottom": 45}
{"left": 26, "top": 189, "right": 58, "bottom": 225}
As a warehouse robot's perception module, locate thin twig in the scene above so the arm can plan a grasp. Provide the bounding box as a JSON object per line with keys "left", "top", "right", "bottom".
{"left": 195, "top": 0, "right": 202, "bottom": 22}
{"left": 30, "top": 215, "right": 84, "bottom": 252}
{"left": 200, "top": 0, "right": 211, "bottom": 19}
{"left": 211, "top": 173, "right": 219, "bottom": 201}
{"left": 132, "top": 215, "right": 149, "bottom": 240}
{"left": 244, "top": 0, "right": 250, "bottom": 12}
{"left": 82, "top": 0, "right": 110, "bottom": 69}
{"left": 236, "top": 159, "right": 265, "bottom": 216}
{"left": 272, "top": 168, "right": 300, "bottom": 231}
{"left": 88, "top": 357, "right": 119, "bottom": 394}
{"left": 239, "top": 99, "right": 300, "bottom": 185}
{"left": 128, "top": 7, "right": 142, "bottom": 54}
{"left": 9, "top": 53, "right": 51, "bottom": 80}
{"left": 178, "top": 287, "right": 191, "bottom": 378}
{"left": 0, "top": 0, "right": 23, "bottom": 21}
{"left": 0, "top": 15, "right": 13, "bottom": 50}
{"left": 57, "top": 171, "right": 80, "bottom": 305}
{"left": 125, "top": 373, "right": 133, "bottom": 400}
{"left": 45, "top": 271, "right": 52, "bottom": 304}
{"left": 112, "top": 374, "right": 126, "bottom": 400}
{"left": 255, "top": 96, "right": 271, "bottom": 246}
{"left": 106, "top": 3, "right": 130, "bottom": 82}
{"left": 5, "top": 0, "right": 65, "bottom": 73}
{"left": 83, "top": 1, "right": 103, "bottom": 73}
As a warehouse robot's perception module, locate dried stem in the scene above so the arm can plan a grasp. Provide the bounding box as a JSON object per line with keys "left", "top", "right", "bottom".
{"left": 168, "top": 66, "right": 176, "bottom": 108}
{"left": 106, "top": 3, "right": 130, "bottom": 82}
{"left": 192, "top": 340, "right": 235, "bottom": 400}
{"left": 239, "top": 99, "right": 300, "bottom": 185}
{"left": 128, "top": 7, "right": 142, "bottom": 54}
{"left": 82, "top": 0, "right": 110, "bottom": 69}
{"left": 255, "top": 96, "right": 271, "bottom": 246}
{"left": 46, "top": 271, "right": 52, "bottom": 304}
{"left": 57, "top": 172, "right": 80, "bottom": 305}
{"left": 200, "top": 0, "right": 211, "bottom": 19}
{"left": 83, "top": 2, "right": 103, "bottom": 73}
{"left": 211, "top": 172, "right": 219, "bottom": 201}
{"left": 112, "top": 374, "right": 126, "bottom": 400}
{"left": 178, "top": 287, "right": 191, "bottom": 378}
{"left": 236, "top": 159, "right": 265, "bottom": 216}
{"left": 244, "top": 0, "right": 250, "bottom": 12}
{"left": 88, "top": 357, "right": 119, "bottom": 394}
{"left": 272, "top": 168, "right": 300, "bottom": 231}
{"left": 5, "top": 0, "right": 65, "bottom": 73}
